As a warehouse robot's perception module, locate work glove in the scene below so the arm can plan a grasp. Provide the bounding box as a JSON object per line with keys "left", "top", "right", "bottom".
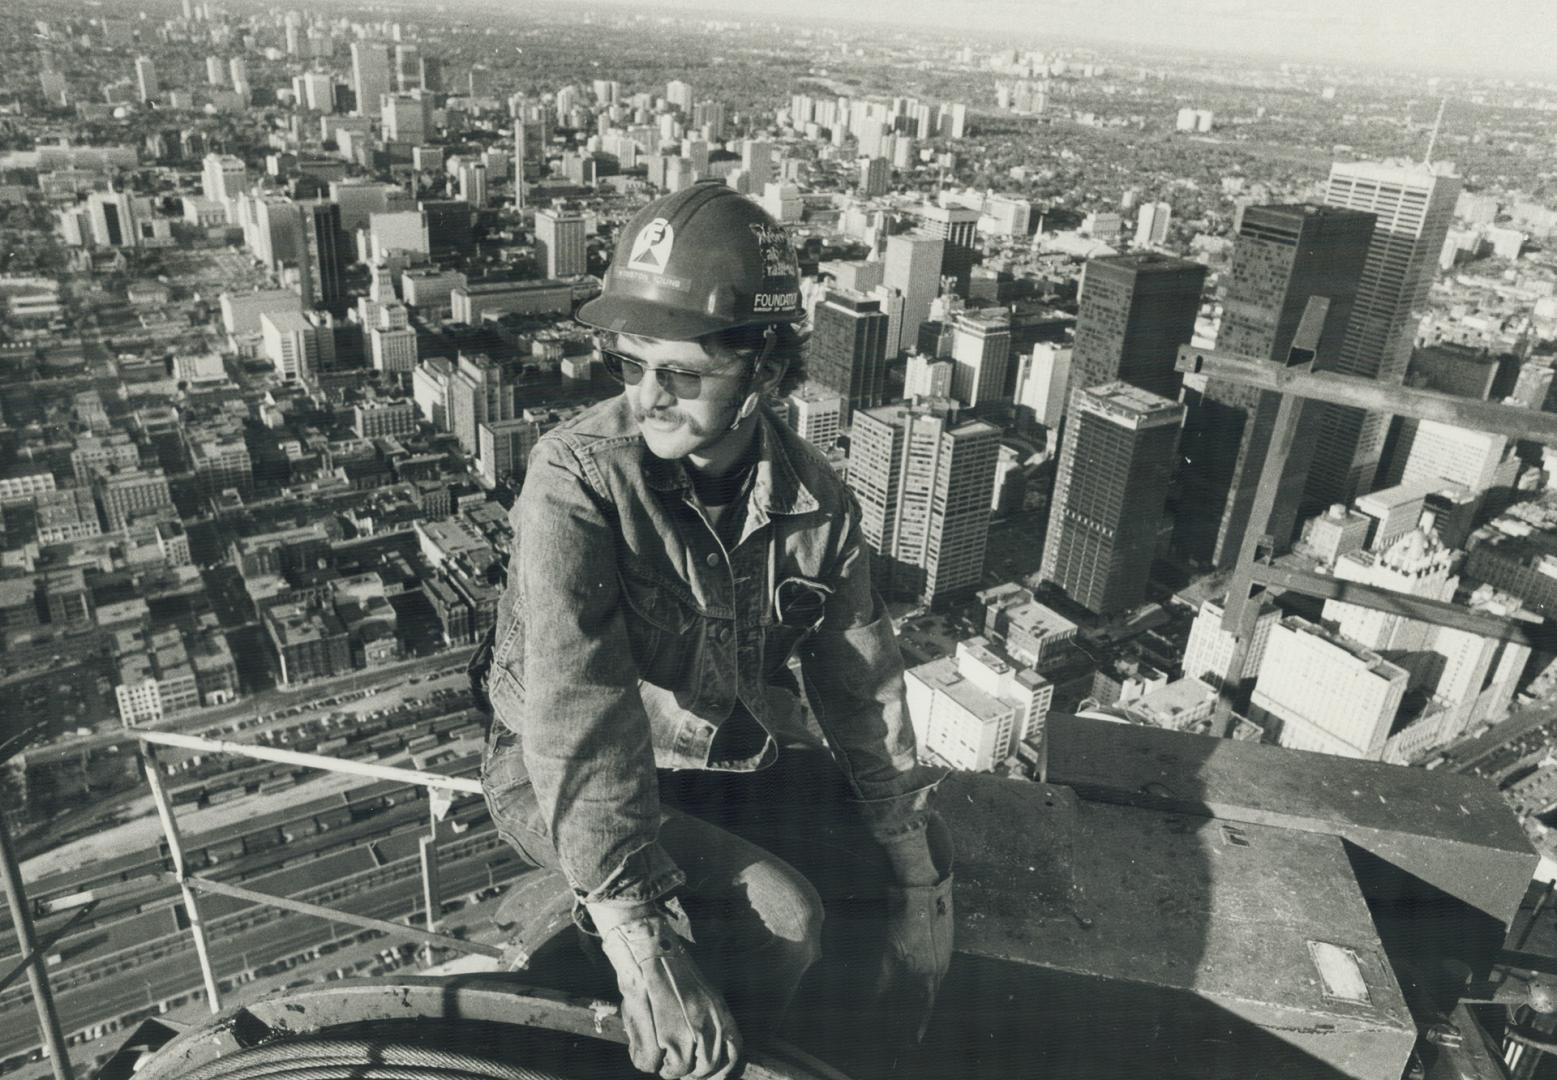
{"left": 593, "top": 902, "right": 742, "bottom": 1079}
{"left": 874, "top": 813, "right": 956, "bottom": 1045}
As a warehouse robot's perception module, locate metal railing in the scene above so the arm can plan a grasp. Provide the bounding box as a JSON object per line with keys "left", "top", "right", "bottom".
{"left": 0, "top": 725, "right": 504, "bottom": 1080}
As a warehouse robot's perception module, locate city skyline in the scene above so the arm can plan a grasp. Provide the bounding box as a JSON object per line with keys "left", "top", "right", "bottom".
{"left": 559, "top": 0, "right": 1556, "bottom": 79}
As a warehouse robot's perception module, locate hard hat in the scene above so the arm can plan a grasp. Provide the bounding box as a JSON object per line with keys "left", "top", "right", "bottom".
{"left": 577, "top": 181, "right": 804, "bottom": 341}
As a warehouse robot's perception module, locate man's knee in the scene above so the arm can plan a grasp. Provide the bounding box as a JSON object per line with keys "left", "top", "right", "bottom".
{"left": 738, "top": 857, "right": 824, "bottom": 969}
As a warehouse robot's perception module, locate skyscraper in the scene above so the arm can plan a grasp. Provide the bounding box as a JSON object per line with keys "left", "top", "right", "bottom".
{"left": 135, "top": 56, "right": 157, "bottom": 103}
{"left": 1040, "top": 382, "right": 1184, "bottom": 616}
{"left": 1306, "top": 161, "right": 1461, "bottom": 506}
{"left": 458, "top": 161, "right": 488, "bottom": 209}
{"left": 534, "top": 207, "right": 586, "bottom": 278}
{"left": 394, "top": 44, "right": 422, "bottom": 91}
{"left": 381, "top": 92, "right": 428, "bottom": 143}
{"left": 450, "top": 353, "right": 512, "bottom": 455}
{"left": 351, "top": 42, "right": 392, "bottom": 118}
{"left": 206, "top": 56, "right": 225, "bottom": 86}
{"left": 1174, "top": 204, "right": 1374, "bottom": 569}
{"left": 948, "top": 310, "right": 1012, "bottom": 417}
{"left": 859, "top": 157, "right": 889, "bottom": 198}
{"left": 1133, "top": 201, "right": 1172, "bottom": 247}
{"left": 848, "top": 399, "right": 1000, "bottom": 604}
{"left": 918, "top": 203, "right": 981, "bottom": 295}
{"left": 201, "top": 153, "right": 246, "bottom": 207}
{"left": 1069, "top": 253, "right": 1206, "bottom": 406}
{"left": 882, "top": 232, "right": 944, "bottom": 358}
{"left": 420, "top": 200, "right": 474, "bottom": 262}
{"left": 302, "top": 202, "right": 347, "bottom": 308}
{"left": 808, "top": 290, "right": 889, "bottom": 420}
{"left": 741, "top": 140, "right": 773, "bottom": 190}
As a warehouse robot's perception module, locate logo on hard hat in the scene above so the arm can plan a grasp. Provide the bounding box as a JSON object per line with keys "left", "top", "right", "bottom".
{"left": 627, "top": 217, "right": 676, "bottom": 274}
{"left": 748, "top": 223, "right": 797, "bottom": 280}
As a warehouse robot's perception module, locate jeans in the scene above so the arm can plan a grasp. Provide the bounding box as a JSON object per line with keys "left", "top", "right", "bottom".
{"left": 481, "top": 726, "right": 895, "bottom": 1038}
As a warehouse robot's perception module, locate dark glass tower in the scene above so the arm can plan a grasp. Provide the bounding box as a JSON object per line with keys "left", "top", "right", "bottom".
{"left": 1174, "top": 204, "right": 1374, "bottom": 569}
{"left": 808, "top": 289, "right": 889, "bottom": 420}
{"left": 1069, "top": 252, "right": 1207, "bottom": 407}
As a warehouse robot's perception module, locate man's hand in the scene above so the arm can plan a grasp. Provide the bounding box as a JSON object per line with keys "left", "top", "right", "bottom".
{"left": 592, "top": 902, "right": 742, "bottom": 1079}
{"left": 874, "top": 814, "right": 955, "bottom": 1044}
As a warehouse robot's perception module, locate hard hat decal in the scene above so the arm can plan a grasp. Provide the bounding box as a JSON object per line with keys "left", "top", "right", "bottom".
{"left": 627, "top": 217, "right": 676, "bottom": 274}
{"left": 748, "top": 222, "right": 798, "bottom": 281}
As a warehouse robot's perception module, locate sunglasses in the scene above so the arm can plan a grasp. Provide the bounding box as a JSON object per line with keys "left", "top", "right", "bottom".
{"left": 601, "top": 348, "right": 746, "bottom": 401}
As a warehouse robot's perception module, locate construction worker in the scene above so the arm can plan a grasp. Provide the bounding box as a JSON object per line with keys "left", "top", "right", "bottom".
{"left": 476, "top": 181, "right": 953, "bottom": 1079}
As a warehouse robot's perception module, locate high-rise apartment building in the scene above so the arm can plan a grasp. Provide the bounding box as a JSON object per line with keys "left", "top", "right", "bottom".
{"left": 848, "top": 398, "right": 1000, "bottom": 603}
{"left": 351, "top": 42, "right": 392, "bottom": 118}
{"left": 918, "top": 204, "right": 981, "bottom": 294}
{"left": 206, "top": 55, "right": 225, "bottom": 86}
{"left": 1307, "top": 161, "right": 1461, "bottom": 506}
{"left": 808, "top": 290, "right": 889, "bottom": 419}
{"left": 1175, "top": 204, "right": 1373, "bottom": 568}
{"left": 882, "top": 232, "right": 944, "bottom": 359}
{"left": 534, "top": 207, "right": 587, "bottom": 278}
{"left": 1133, "top": 201, "right": 1172, "bottom": 247}
{"left": 1040, "top": 382, "right": 1184, "bottom": 616}
{"left": 949, "top": 310, "right": 1013, "bottom": 417}
{"left": 859, "top": 157, "right": 889, "bottom": 197}
{"left": 1070, "top": 253, "right": 1206, "bottom": 406}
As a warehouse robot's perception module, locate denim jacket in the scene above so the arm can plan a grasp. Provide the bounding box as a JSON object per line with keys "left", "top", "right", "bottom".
{"left": 486, "top": 395, "right": 943, "bottom": 907}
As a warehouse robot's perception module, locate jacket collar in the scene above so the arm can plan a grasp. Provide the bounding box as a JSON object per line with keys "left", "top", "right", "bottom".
{"left": 640, "top": 403, "right": 819, "bottom": 517}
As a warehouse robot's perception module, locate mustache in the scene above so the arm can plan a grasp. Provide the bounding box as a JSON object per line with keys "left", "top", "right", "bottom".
{"left": 634, "top": 407, "right": 685, "bottom": 425}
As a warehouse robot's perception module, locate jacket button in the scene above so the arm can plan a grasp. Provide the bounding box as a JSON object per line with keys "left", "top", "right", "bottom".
{"left": 714, "top": 625, "right": 730, "bottom": 643}
{"left": 705, "top": 552, "right": 720, "bottom": 568}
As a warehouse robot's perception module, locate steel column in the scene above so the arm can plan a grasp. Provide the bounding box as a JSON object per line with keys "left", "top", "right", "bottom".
{"left": 0, "top": 814, "right": 74, "bottom": 1080}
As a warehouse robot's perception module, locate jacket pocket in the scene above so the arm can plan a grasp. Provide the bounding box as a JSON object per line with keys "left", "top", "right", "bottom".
{"left": 618, "top": 568, "right": 697, "bottom": 688}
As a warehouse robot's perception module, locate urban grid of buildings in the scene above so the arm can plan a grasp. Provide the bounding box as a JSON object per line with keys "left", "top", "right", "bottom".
{"left": 1, "top": 3, "right": 1556, "bottom": 1076}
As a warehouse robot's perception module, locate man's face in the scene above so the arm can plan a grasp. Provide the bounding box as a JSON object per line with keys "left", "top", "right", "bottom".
{"left": 614, "top": 334, "right": 751, "bottom": 460}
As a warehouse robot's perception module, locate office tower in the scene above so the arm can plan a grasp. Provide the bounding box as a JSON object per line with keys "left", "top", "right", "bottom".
{"left": 1040, "top": 383, "right": 1183, "bottom": 616}
{"left": 1070, "top": 253, "right": 1206, "bottom": 406}
{"left": 809, "top": 290, "right": 889, "bottom": 419}
{"left": 351, "top": 42, "right": 392, "bottom": 118}
{"left": 883, "top": 232, "right": 945, "bottom": 358}
{"left": 1307, "top": 162, "right": 1461, "bottom": 506}
{"left": 450, "top": 353, "right": 512, "bottom": 455}
{"left": 848, "top": 399, "right": 1000, "bottom": 604}
{"left": 742, "top": 140, "right": 773, "bottom": 190}
{"left": 87, "top": 190, "right": 139, "bottom": 248}
{"left": 918, "top": 203, "right": 981, "bottom": 294}
{"left": 299, "top": 72, "right": 334, "bottom": 113}
{"left": 949, "top": 310, "right": 1012, "bottom": 416}
{"left": 303, "top": 202, "right": 347, "bottom": 307}
{"left": 859, "top": 157, "right": 889, "bottom": 197}
{"left": 413, "top": 357, "right": 455, "bottom": 428}
{"left": 253, "top": 197, "right": 306, "bottom": 271}
{"left": 261, "top": 310, "right": 323, "bottom": 382}
{"left": 534, "top": 207, "right": 586, "bottom": 278}
{"left": 1182, "top": 595, "right": 1279, "bottom": 693}
{"left": 420, "top": 200, "right": 474, "bottom": 262}
{"left": 135, "top": 56, "right": 156, "bottom": 103}
{"left": 479, "top": 417, "right": 540, "bottom": 487}
{"left": 382, "top": 92, "right": 428, "bottom": 143}
{"left": 905, "top": 637, "right": 1052, "bottom": 773}
{"left": 371, "top": 318, "right": 417, "bottom": 374}
{"left": 419, "top": 56, "right": 444, "bottom": 93}
{"left": 207, "top": 55, "right": 225, "bottom": 86}
{"left": 229, "top": 56, "right": 248, "bottom": 91}
{"left": 693, "top": 100, "right": 726, "bottom": 139}
{"left": 1013, "top": 344, "right": 1072, "bottom": 432}
{"left": 1385, "top": 418, "right": 1517, "bottom": 497}
{"left": 395, "top": 44, "right": 421, "bottom": 91}
{"left": 785, "top": 390, "right": 845, "bottom": 451}
{"left": 458, "top": 161, "right": 488, "bottom": 209}
{"left": 1174, "top": 204, "right": 1373, "bottom": 569}
{"left": 201, "top": 153, "right": 246, "bottom": 207}
{"left": 666, "top": 79, "right": 693, "bottom": 111}
{"left": 905, "top": 354, "right": 954, "bottom": 399}
{"left": 1134, "top": 201, "right": 1172, "bottom": 247}
{"left": 1250, "top": 615, "right": 1408, "bottom": 760}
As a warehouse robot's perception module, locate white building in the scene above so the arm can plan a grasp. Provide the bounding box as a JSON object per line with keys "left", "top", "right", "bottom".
{"left": 905, "top": 636, "right": 1051, "bottom": 772}
{"left": 785, "top": 390, "right": 845, "bottom": 451}
{"left": 1250, "top": 616, "right": 1408, "bottom": 760}
{"left": 261, "top": 310, "right": 322, "bottom": 383}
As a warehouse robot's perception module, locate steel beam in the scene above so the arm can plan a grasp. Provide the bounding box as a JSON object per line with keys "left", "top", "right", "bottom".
{"left": 1177, "top": 346, "right": 1557, "bottom": 445}
{"left": 1246, "top": 563, "right": 1557, "bottom": 650}
{"left": 141, "top": 743, "right": 223, "bottom": 1014}
{"left": 131, "top": 728, "right": 484, "bottom": 795}
{"left": 165, "top": 872, "right": 505, "bottom": 959}
{"left": 0, "top": 816, "right": 73, "bottom": 1080}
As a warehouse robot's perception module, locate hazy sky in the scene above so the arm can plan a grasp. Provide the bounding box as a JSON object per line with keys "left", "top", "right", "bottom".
{"left": 576, "top": 0, "right": 1557, "bottom": 80}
